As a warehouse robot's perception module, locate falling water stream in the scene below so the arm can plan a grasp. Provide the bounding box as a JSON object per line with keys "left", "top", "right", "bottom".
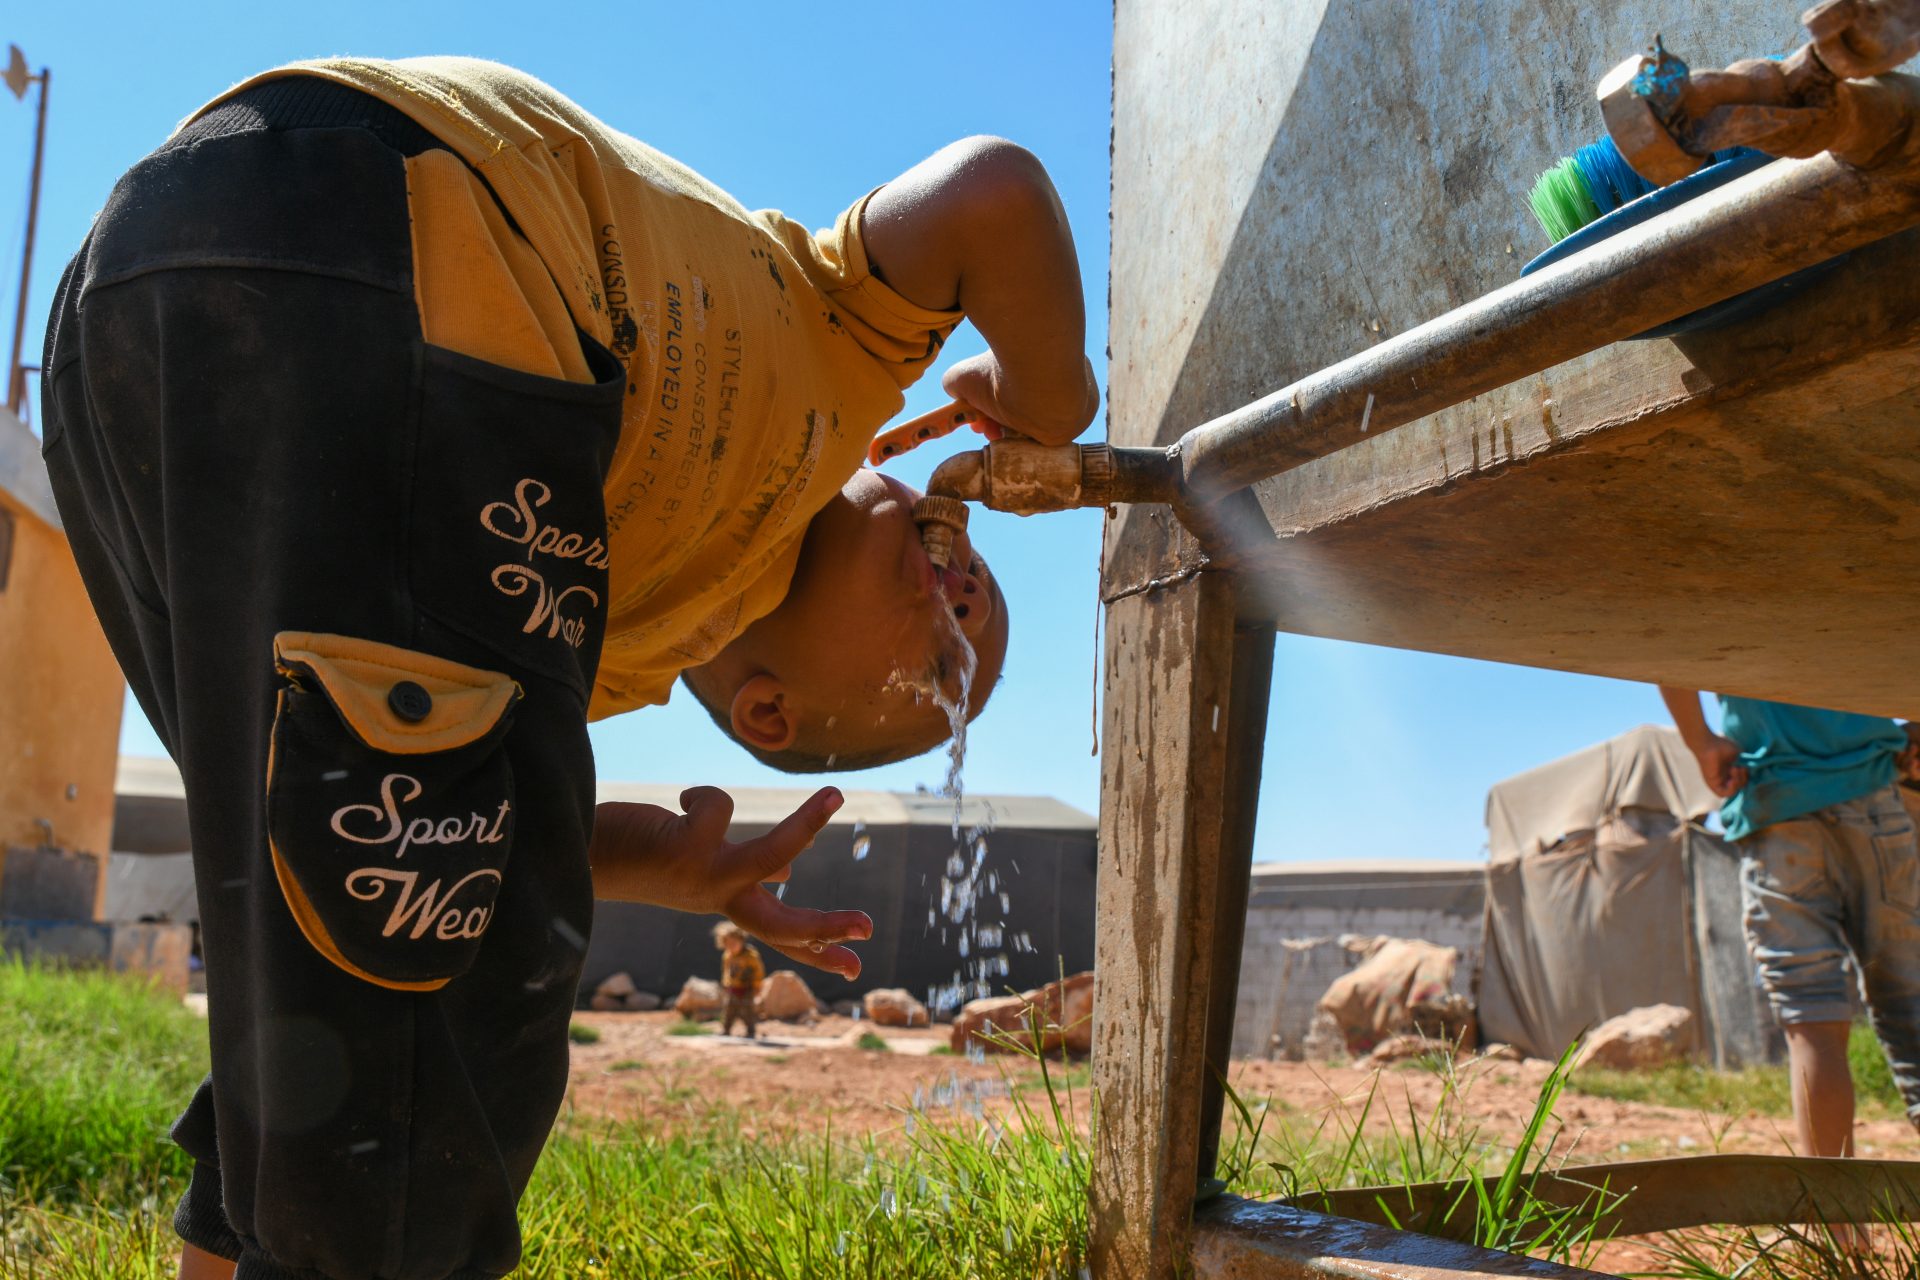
{"left": 913, "top": 591, "right": 1036, "bottom": 1035}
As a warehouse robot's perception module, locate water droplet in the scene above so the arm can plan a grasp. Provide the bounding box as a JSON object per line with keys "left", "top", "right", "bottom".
{"left": 851, "top": 833, "right": 871, "bottom": 861}
{"left": 834, "top": 1232, "right": 848, "bottom": 1257}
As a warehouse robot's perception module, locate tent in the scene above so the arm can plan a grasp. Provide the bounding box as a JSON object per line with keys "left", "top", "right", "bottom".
{"left": 1477, "top": 725, "right": 1781, "bottom": 1068}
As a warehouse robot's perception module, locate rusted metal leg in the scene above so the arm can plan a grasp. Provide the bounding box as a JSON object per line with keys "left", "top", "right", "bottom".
{"left": 1196, "top": 621, "right": 1276, "bottom": 1190}
{"left": 1089, "top": 562, "right": 1269, "bottom": 1278}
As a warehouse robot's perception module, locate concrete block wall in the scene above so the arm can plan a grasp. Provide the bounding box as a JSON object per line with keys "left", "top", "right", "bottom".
{"left": 1230, "top": 862, "right": 1485, "bottom": 1059}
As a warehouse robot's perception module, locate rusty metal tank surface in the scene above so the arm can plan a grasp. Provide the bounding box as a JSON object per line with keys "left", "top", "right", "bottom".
{"left": 1110, "top": 0, "right": 1920, "bottom": 717}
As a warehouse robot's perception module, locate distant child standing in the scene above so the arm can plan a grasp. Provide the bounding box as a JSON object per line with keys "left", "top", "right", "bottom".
{"left": 715, "top": 922, "right": 766, "bottom": 1039}
{"left": 1661, "top": 689, "right": 1920, "bottom": 1158}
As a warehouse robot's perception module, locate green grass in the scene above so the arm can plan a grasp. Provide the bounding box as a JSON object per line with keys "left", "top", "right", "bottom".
{"left": 1570, "top": 1022, "right": 1902, "bottom": 1121}
{"left": 854, "top": 1031, "right": 890, "bottom": 1052}
{"left": 609, "top": 1059, "right": 647, "bottom": 1073}
{"left": 667, "top": 1020, "right": 712, "bottom": 1037}
{"left": 0, "top": 966, "right": 1092, "bottom": 1279}
{"left": 8, "top": 965, "right": 1917, "bottom": 1279}
{"left": 0, "top": 958, "right": 209, "bottom": 1198}
{"left": 567, "top": 1021, "right": 601, "bottom": 1045}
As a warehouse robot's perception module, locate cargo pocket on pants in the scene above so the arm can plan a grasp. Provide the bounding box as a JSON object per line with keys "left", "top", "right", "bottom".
{"left": 408, "top": 340, "right": 623, "bottom": 704}
{"left": 1876, "top": 825, "right": 1920, "bottom": 914}
{"left": 266, "top": 630, "right": 523, "bottom": 991}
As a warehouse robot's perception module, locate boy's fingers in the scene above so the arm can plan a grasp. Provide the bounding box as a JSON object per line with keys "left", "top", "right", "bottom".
{"left": 746, "top": 787, "right": 843, "bottom": 880}
{"left": 728, "top": 890, "right": 871, "bottom": 979}
{"left": 766, "top": 939, "right": 864, "bottom": 980}
{"left": 679, "top": 786, "right": 735, "bottom": 846}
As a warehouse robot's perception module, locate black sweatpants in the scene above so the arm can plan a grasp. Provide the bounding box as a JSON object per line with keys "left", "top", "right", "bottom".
{"left": 41, "top": 81, "right": 623, "bottom": 1279}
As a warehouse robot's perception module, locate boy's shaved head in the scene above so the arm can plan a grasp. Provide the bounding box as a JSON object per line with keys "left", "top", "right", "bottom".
{"left": 683, "top": 469, "right": 1009, "bottom": 774}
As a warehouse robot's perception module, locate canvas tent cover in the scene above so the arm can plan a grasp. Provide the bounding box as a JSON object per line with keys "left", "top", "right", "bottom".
{"left": 1478, "top": 725, "right": 1775, "bottom": 1066}
{"left": 1485, "top": 724, "right": 1717, "bottom": 863}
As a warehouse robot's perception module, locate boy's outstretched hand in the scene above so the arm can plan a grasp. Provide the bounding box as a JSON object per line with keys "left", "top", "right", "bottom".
{"left": 590, "top": 786, "right": 872, "bottom": 978}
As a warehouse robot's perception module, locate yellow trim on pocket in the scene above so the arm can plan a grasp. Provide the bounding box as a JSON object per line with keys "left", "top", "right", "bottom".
{"left": 270, "top": 843, "right": 451, "bottom": 993}
{"left": 263, "top": 686, "right": 451, "bottom": 993}
{"left": 273, "top": 631, "right": 520, "bottom": 755}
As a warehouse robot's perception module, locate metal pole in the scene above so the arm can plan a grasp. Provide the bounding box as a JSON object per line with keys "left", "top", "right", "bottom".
{"left": 1172, "top": 130, "right": 1920, "bottom": 502}
{"left": 9, "top": 63, "right": 47, "bottom": 417}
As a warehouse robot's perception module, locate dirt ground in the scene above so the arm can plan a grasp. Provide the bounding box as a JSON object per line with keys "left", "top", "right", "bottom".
{"left": 565, "top": 1010, "right": 1920, "bottom": 1275}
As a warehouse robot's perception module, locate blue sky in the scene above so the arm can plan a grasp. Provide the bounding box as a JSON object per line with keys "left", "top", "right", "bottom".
{"left": 4, "top": 0, "right": 1675, "bottom": 862}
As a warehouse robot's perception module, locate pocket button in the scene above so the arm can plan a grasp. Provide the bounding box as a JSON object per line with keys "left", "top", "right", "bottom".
{"left": 388, "top": 680, "right": 433, "bottom": 723}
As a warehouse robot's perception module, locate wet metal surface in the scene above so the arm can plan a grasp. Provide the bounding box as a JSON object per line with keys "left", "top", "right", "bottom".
{"left": 1191, "top": 1196, "right": 1612, "bottom": 1279}
{"left": 1293, "top": 1153, "right": 1920, "bottom": 1241}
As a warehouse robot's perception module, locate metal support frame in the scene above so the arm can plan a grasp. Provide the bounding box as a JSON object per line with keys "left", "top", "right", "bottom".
{"left": 1087, "top": 512, "right": 1275, "bottom": 1276}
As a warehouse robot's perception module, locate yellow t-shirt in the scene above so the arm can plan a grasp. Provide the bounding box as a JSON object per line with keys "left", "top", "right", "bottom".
{"left": 205, "top": 58, "right": 962, "bottom": 718}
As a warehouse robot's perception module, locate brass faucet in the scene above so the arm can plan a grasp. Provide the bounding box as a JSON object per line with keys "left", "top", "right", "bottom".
{"left": 1600, "top": 0, "right": 1920, "bottom": 182}
{"left": 909, "top": 439, "right": 1183, "bottom": 568}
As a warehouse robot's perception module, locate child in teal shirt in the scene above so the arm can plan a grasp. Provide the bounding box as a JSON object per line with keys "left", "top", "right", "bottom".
{"left": 1662, "top": 689, "right": 1920, "bottom": 1169}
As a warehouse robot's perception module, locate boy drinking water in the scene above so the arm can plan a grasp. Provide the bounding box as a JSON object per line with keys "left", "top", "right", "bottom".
{"left": 42, "top": 57, "right": 1095, "bottom": 1280}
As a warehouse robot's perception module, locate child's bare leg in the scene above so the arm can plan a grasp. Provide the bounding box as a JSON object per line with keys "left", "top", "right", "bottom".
{"left": 1785, "top": 1020, "right": 1856, "bottom": 1158}
{"left": 179, "top": 1244, "right": 236, "bottom": 1280}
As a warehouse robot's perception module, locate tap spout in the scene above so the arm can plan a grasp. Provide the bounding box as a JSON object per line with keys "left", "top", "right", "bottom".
{"left": 911, "top": 440, "right": 1182, "bottom": 567}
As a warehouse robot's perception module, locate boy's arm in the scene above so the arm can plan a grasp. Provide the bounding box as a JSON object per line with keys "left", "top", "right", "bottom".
{"left": 862, "top": 137, "right": 1098, "bottom": 446}
{"left": 1657, "top": 685, "right": 1749, "bottom": 798}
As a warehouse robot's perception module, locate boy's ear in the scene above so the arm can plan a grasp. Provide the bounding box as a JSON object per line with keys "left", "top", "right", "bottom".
{"left": 729, "top": 673, "right": 799, "bottom": 752}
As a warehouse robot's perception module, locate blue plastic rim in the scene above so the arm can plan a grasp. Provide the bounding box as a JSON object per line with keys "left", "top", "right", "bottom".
{"left": 1519, "top": 148, "right": 1846, "bottom": 340}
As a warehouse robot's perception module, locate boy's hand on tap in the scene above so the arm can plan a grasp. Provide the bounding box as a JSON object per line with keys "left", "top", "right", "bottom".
{"left": 864, "top": 135, "right": 1099, "bottom": 453}
{"left": 588, "top": 786, "right": 872, "bottom": 977}
{"left": 941, "top": 349, "right": 1099, "bottom": 448}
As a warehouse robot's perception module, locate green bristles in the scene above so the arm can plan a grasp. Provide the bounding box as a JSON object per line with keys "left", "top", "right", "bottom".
{"left": 1528, "top": 157, "right": 1604, "bottom": 244}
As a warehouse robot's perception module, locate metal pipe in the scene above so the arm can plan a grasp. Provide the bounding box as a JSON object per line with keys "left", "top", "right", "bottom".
{"left": 8, "top": 61, "right": 48, "bottom": 417}
{"left": 1174, "top": 77, "right": 1920, "bottom": 501}
{"left": 914, "top": 440, "right": 1181, "bottom": 566}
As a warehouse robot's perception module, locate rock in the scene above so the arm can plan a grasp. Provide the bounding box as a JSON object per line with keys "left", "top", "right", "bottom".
{"left": 1408, "top": 992, "right": 1477, "bottom": 1052}
{"left": 864, "top": 988, "right": 930, "bottom": 1027}
{"left": 1314, "top": 938, "right": 1460, "bottom": 1056}
{"left": 951, "top": 994, "right": 1031, "bottom": 1053}
{"left": 1572, "top": 1004, "right": 1694, "bottom": 1072}
{"left": 949, "top": 972, "right": 1095, "bottom": 1056}
{"left": 830, "top": 999, "right": 861, "bottom": 1019}
{"left": 756, "top": 970, "right": 822, "bottom": 1023}
{"left": 1365, "top": 1033, "right": 1451, "bottom": 1066}
{"left": 1476, "top": 1042, "right": 1526, "bottom": 1062}
{"left": 588, "top": 993, "right": 625, "bottom": 1012}
{"left": 1045, "top": 972, "right": 1096, "bottom": 1055}
{"left": 673, "top": 977, "right": 725, "bottom": 1022}
{"left": 594, "top": 971, "right": 637, "bottom": 1001}
{"left": 625, "top": 991, "right": 662, "bottom": 1012}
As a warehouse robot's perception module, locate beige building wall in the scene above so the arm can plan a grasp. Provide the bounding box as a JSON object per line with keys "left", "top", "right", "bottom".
{"left": 0, "top": 407, "right": 124, "bottom": 917}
